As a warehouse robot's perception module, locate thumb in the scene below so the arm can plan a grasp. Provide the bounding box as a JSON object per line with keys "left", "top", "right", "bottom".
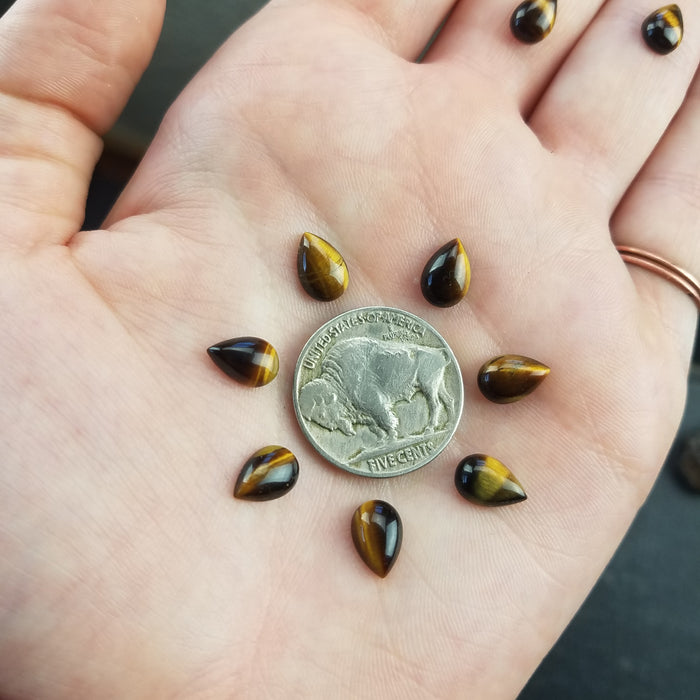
{"left": 0, "top": 0, "right": 165, "bottom": 249}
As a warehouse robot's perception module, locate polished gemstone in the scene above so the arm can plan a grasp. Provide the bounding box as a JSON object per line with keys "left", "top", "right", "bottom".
{"left": 207, "top": 337, "right": 279, "bottom": 387}
{"left": 642, "top": 5, "right": 683, "bottom": 54}
{"left": 234, "top": 446, "right": 299, "bottom": 501}
{"left": 420, "top": 238, "right": 470, "bottom": 307}
{"left": 297, "top": 232, "right": 349, "bottom": 301}
{"left": 455, "top": 454, "right": 527, "bottom": 506}
{"left": 510, "top": 1, "right": 557, "bottom": 43}
{"left": 351, "top": 500, "right": 402, "bottom": 578}
{"left": 477, "top": 354, "right": 550, "bottom": 403}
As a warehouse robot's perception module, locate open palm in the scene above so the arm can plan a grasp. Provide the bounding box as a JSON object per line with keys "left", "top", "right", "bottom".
{"left": 1, "top": 0, "right": 698, "bottom": 697}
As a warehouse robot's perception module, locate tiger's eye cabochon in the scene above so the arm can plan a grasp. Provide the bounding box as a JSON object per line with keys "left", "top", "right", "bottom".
{"left": 351, "top": 500, "right": 403, "bottom": 578}
{"left": 207, "top": 337, "right": 279, "bottom": 387}
{"left": 297, "top": 232, "right": 349, "bottom": 302}
{"left": 455, "top": 454, "right": 527, "bottom": 506}
{"left": 421, "top": 238, "right": 471, "bottom": 308}
{"left": 642, "top": 5, "right": 683, "bottom": 55}
{"left": 510, "top": 0, "right": 557, "bottom": 44}
{"left": 234, "top": 446, "right": 299, "bottom": 501}
{"left": 477, "top": 355, "right": 550, "bottom": 404}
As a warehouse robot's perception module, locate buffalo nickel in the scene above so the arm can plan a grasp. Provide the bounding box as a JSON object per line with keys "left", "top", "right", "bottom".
{"left": 293, "top": 307, "right": 464, "bottom": 477}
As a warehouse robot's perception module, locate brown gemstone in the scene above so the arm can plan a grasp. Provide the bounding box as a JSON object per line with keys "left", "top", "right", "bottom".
{"left": 420, "top": 238, "right": 470, "bottom": 307}
{"left": 234, "top": 446, "right": 299, "bottom": 501}
{"left": 510, "top": 1, "right": 557, "bottom": 44}
{"left": 297, "top": 232, "right": 349, "bottom": 301}
{"left": 642, "top": 5, "right": 683, "bottom": 55}
{"left": 679, "top": 432, "right": 700, "bottom": 493}
{"left": 477, "top": 354, "right": 550, "bottom": 404}
{"left": 351, "top": 500, "right": 402, "bottom": 578}
{"left": 207, "top": 337, "right": 279, "bottom": 387}
{"left": 455, "top": 454, "right": 527, "bottom": 506}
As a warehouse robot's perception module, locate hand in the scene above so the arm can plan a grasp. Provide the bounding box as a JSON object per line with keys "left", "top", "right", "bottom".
{"left": 1, "top": 1, "right": 698, "bottom": 697}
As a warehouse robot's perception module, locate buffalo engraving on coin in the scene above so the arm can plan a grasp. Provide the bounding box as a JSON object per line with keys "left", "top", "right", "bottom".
{"left": 293, "top": 307, "right": 464, "bottom": 477}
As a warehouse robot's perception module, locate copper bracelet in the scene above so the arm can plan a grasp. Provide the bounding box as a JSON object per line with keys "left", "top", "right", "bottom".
{"left": 616, "top": 245, "right": 700, "bottom": 311}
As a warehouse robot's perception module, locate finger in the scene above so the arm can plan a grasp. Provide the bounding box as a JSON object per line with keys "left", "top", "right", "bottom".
{"left": 425, "top": 1, "right": 603, "bottom": 113}
{"left": 611, "top": 63, "right": 700, "bottom": 365}
{"left": 530, "top": 2, "right": 700, "bottom": 210}
{"left": 271, "top": 0, "right": 457, "bottom": 60}
{"left": 0, "top": 0, "right": 165, "bottom": 249}
{"left": 0, "top": 0, "right": 165, "bottom": 133}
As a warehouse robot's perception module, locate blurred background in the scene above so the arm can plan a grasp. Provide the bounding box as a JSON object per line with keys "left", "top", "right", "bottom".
{"left": 1, "top": 1, "right": 698, "bottom": 697}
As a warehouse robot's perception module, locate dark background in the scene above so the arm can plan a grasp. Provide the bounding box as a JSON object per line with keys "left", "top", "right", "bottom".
{"left": 2, "top": 1, "right": 699, "bottom": 697}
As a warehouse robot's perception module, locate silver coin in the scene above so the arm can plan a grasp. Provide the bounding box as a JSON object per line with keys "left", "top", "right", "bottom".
{"left": 293, "top": 307, "right": 464, "bottom": 478}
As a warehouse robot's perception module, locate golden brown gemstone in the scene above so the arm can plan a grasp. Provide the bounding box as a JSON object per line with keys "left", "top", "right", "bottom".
{"left": 207, "top": 337, "right": 279, "bottom": 387}
{"left": 297, "top": 232, "right": 349, "bottom": 301}
{"left": 351, "top": 500, "right": 402, "bottom": 578}
{"left": 234, "top": 446, "right": 299, "bottom": 501}
{"left": 477, "top": 354, "right": 550, "bottom": 404}
{"left": 510, "top": 1, "right": 557, "bottom": 44}
{"left": 455, "top": 454, "right": 527, "bottom": 506}
{"left": 420, "top": 238, "right": 470, "bottom": 307}
{"left": 642, "top": 5, "right": 683, "bottom": 55}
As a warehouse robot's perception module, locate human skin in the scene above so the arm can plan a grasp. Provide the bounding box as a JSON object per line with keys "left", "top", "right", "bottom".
{"left": 0, "top": 0, "right": 698, "bottom": 697}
